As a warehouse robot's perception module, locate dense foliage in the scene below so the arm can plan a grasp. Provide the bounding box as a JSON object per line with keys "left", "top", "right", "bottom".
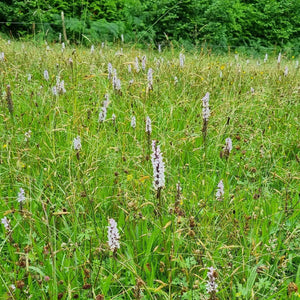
{"left": 0, "top": 0, "right": 300, "bottom": 50}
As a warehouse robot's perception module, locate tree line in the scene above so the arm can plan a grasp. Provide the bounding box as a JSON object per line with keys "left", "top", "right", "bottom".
{"left": 1, "top": 0, "right": 299, "bottom": 52}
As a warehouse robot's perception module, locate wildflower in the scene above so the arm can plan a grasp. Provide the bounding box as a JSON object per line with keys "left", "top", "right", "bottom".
{"left": 73, "top": 136, "right": 81, "bottom": 151}
{"left": 235, "top": 54, "right": 239, "bottom": 61}
{"left": 108, "top": 63, "right": 113, "bottom": 80}
{"left": 129, "top": 79, "right": 134, "bottom": 85}
{"left": 135, "top": 57, "right": 140, "bottom": 72}
{"left": 284, "top": 66, "right": 288, "bottom": 76}
{"left": 206, "top": 267, "right": 218, "bottom": 296}
{"left": 219, "top": 71, "right": 223, "bottom": 78}
{"left": 225, "top": 138, "right": 232, "bottom": 153}
{"left": 202, "top": 92, "right": 210, "bottom": 121}
{"left": 179, "top": 53, "right": 185, "bottom": 67}
{"left": 146, "top": 116, "right": 152, "bottom": 134}
{"left": 1, "top": 217, "right": 10, "bottom": 231}
{"left": 296, "top": 60, "right": 299, "bottom": 68}
{"left": 99, "top": 94, "right": 109, "bottom": 122}
{"left": 216, "top": 180, "right": 224, "bottom": 201}
{"left": 44, "top": 70, "right": 49, "bottom": 81}
{"left": 17, "top": 188, "right": 25, "bottom": 203}
{"left": 151, "top": 140, "right": 165, "bottom": 191}
{"left": 0, "top": 52, "right": 5, "bottom": 61}
{"left": 121, "top": 34, "right": 124, "bottom": 43}
{"left": 128, "top": 64, "right": 132, "bottom": 73}
{"left": 107, "top": 218, "right": 120, "bottom": 252}
{"left": 131, "top": 116, "right": 136, "bottom": 129}
{"left": 147, "top": 68, "right": 153, "bottom": 90}
{"left": 101, "top": 42, "right": 105, "bottom": 48}
{"left": 91, "top": 45, "right": 95, "bottom": 53}
{"left": 59, "top": 33, "right": 62, "bottom": 43}
{"left": 52, "top": 76, "right": 66, "bottom": 95}
{"left": 112, "top": 113, "right": 116, "bottom": 122}
{"left": 24, "top": 130, "right": 31, "bottom": 142}
{"left": 142, "top": 55, "right": 146, "bottom": 71}
{"left": 250, "top": 87, "right": 255, "bottom": 94}
{"left": 27, "top": 74, "right": 32, "bottom": 81}
{"left": 61, "top": 42, "right": 65, "bottom": 52}
{"left": 158, "top": 44, "right": 162, "bottom": 53}
{"left": 174, "top": 76, "right": 178, "bottom": 85}
{"left": 98, "top": 106, "right": 107, "bottom": 122}
{"left": 277, "top": 52, "right": 281, "bottom": 64}
{"left": 264, "top": 53, "right": 268, "bottom": 63}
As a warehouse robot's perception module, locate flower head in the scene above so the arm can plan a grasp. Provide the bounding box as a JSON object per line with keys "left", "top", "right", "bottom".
{"left": 73, "top": 136, "right": 81, "bottom": 151}
{"left": 107, "top": 218, "right": 120, "bottom": 252}
{"left": 17, "top": 188, "right": 25, "bottom": 203}
{"left": 179, "top": 53, "right": 185, "bottom": 67}
{"left": 225, "top": 138, "right": 232, "bottom": 153}
{"left": 146, "top": 116, "right": 152, "bottom": 134}
{"left": 1, "top": 217, "right": 10, "bottom": 231}
{"left": 206, "top": 266, "right": 218, "bottom": 294}
{"left": 131, "top": 116, "right": 136, "bottom": 129}
{"left": 44, "top": 70, "right": 49, "bottom": 81}
{"left": 147, "top": 68, "right": 153, "bottom": 90}
{"left": 151, "top": 140, "right": 165, "bottom": 190}
{"left": 202, "top": 92, "right": 210, "bottom": 121}
{"left": 216, "top": 180, "right": 224, "bottom": 201}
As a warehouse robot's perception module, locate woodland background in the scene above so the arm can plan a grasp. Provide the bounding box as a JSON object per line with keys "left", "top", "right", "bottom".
{"left": 0, "top": 0, "right": 300, "bottom": 52}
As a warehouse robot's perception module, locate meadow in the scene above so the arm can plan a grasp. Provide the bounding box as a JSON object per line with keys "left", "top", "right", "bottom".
{"left": 0, "top": 38, "right": 299, "bottom": 299}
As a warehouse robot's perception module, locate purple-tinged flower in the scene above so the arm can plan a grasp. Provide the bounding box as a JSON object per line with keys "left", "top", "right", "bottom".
{"left": 225, "top": 138, "right": 232, "bottom": 153}
{"left": 131, "top": 116, "right": 136, "bottom": 129}
{"left": 277, "top": 52, "right": 281, "bottom": 64}
{"left": 107, "top": 218, "right": 120, "bottom": 252}
{"left": 17, "top": 188, "right": 25, "bottom": 203}
{"left": 147, "top": 68, "right": 153, "bottom": 90}
{"left": 206, "top": 266, "right": 218, "bottom": 295}
{"left": 202, "top": 92, "right": 210, "bottom": 121}
{"left": 142, "top": 55, "right": 147, "bottom": 71}
{"left": 135, "top": 57, "right": 140, "bottom": 72}
{"left": 151, "top": 140, "right": 165, "bottom": 191}
{"left": 179, "top": 53, "right": 185, "bottom": 67}
{"left": 1, "top": 217, "right": 10, "bottom": 231}
{"left": 146, "top": 116, "right": 152, "bottom": 134}
{"left": 284, "top": 66, "right": 288, "bottom": 76}
{"left": 73, "top": 136, "right": 81, "bottom": 151}
{"left": 44, "top": 70, "right": 49, "bottom": 81}
{"left": 108, "top": 63, "right": 113, "bottom": 80}
{"left": 216, "top": 180, "right": 224, "bottom": 201}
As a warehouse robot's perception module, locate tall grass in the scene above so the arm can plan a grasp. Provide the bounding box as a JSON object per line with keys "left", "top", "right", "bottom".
{"left": 0, "top": 39, "right": 299, "bottom": 299}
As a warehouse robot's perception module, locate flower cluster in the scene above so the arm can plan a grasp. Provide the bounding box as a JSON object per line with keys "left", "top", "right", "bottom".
{"left": 17, "top": 188, "right": 26, "bottom": 203}
{"left": 147, "top": 68, "right": 153, "bottom": 90}
{"left": 107, "top": 218, "right": 120, "bottom": 252}
{"left": 151, "top": 140, "right": 165, "bottom": 191}
{"left": 1, "top": 217, "right": 10, "bottom": 231}
{"left": 73, "top": 136, "right": 81, "bottom": 151}
{"left": 179, "top": 53, "right": 185, "bottom": 67}
{"left": 131, "top": 116, "right": 136, "bottom": 129}
{"left": 99, "top": 94, "right": 109, "bottom": 123}
{"left": 44, "top": 70, "right": 49, "bottom": 81}
{"left": 216, "top": 180, "right": 224, "bottom": 201}
{"left": 52, "top": 76, "right": 66, "bottom": 95}
{"left": 146, "top": 116, "right": 152, "bottom": 134}
{"left": 206, "top": 266, "right": 218, "bottom": 295}
{"left": 202, "top": 92, "right": 210, "bottom": 121}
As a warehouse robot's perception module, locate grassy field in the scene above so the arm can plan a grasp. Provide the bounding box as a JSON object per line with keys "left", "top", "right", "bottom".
{"left": 0, "top": 38, "right": 299, "bottom": 299}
